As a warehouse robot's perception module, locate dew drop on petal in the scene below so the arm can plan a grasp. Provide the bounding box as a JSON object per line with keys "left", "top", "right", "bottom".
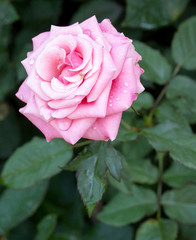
{"left": 93, "top": 126, "right": 97, "bottom": 130}
{"left": 109, "top": 104, "right": 112, "bottom": 107}
{"left": 20, "top": 95, "right": 23, "bottom": 100}
{"left": 110, "top": 95, "right": 114, "bottom": 99}
{"left": 109, "top": 99, "right": 112, "bottom": 103}
{"left": 124, "top": 82, "right": 128, "bottom": 87}
{"left": 29, "top": 59, "right": 34, "bottom": 65}
{"left": 116, "top": 97, "right": 120, "bottom": 101}
{"left": 123, "top": 90, "right": 127, "bottom": 93}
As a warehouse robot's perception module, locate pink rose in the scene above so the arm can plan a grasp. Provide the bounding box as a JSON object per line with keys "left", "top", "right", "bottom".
{"left": 16, "top": 16, "right": 144, "bottom": 144}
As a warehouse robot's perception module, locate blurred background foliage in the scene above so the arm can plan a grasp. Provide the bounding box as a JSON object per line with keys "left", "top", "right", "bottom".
{"left": 0, "top": 0, "right": 196, "bottom": 239}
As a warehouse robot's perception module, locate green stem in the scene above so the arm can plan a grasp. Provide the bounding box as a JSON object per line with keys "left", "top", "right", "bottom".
{"left": 73, "top": 140, "right": 92, "bottom": 149}
{"left": 148, "top": 64, "right": 181, "bottom": 119}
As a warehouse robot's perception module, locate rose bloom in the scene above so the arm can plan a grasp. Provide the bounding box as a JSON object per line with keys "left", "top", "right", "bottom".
{"left": 16, "top": 16, "right": 144, "bottom": 144}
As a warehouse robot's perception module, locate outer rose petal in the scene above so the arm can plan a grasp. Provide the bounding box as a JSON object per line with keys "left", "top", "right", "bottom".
{"left": 16, "top": 80, "right": 33, "bottom": 103}
{"left": 106, "top": 57, "right": 144, "bottom": 116}
{"left": 59, "top": 118, "right": 96, "bottom": 144}
{"left": 99, "top": 19, "right": 118, "bottom": 34}
{"left": 83, "top": 112, "right": 122, "bottom": 141}
{"left": 32, "top": 32, "right": 50, "bottom": 51}
{"left": 19, "top": 96, "right": 61, "bottom": 141}
{"left": 50, "top": 23, "right": 83, "bottom": 36}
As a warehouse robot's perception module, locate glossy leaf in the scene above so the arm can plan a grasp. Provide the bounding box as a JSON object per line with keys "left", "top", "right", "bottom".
{"left": 167, "top": 75, "right": 196, "bottom": 114}
{"left": 1, "top": 137, "right": 73, "bottom": 189}
{"left": 108, "top": 158, "right": 132, "bottom": 194}
{"left": 97, "top": 185, "right": 157, "bottom": 226}
{"left": 35, "top": 214, "right": 57, "bottom": 240}
{"left": 172, "top": 16, "right": 196, "bottom": 70}
{"left": 142, "top": 121, "right": 196, "bottom": 170}
{"left": 65, "top": 142, "right": 107, "bottom": 216}
{"left": 0, "top": 181, "right": 48, "bottom": 233}
{"left": 123, "top": 0, "right": 189, "bottom": 29}
{"left": 128, "top": 159, "right": 158, "bottom": 185}
{"left": 136, "top": 219, "right": 178, "bottom": 240}
{"left": 163, "top": 161, "right": 196, "bottom": 188}
{"left": 162, "top": 184, "right": 196, "bottom": 224}
{"left": 134, "top": 41, "right": 172, "bottom": 85}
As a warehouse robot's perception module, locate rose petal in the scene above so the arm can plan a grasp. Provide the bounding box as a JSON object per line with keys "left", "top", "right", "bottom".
{"left": 99, "top": 19, "right": 118, "bottom": 34}
{"left": 80, "top": 15, "right": 111, "bottom": 51}
{"left": 36, "top": 46, "right": 66, "bottom": 81}
{"left": 68, "top": 81, "right": 112, "bottom": 119}
{"left": 52, "top": 105, "right": 77, "bottom": 118}
{"left": 50, "top": 118, "right": 72, "bottom": 131}
{"left": 59, "top": 118, "right": 96, "bottom": 144}
{"left": 32, "top": 32, "right": 50, "bottom": 51}
{"left": 83, "top": 112, "right": 122, "bottom": 141}
{"left": 103, "top": 32, "right": 131, "bottom": 78}
{"left": 50, "top": 23, "right": 83, "bottom": 36}
{"left": 87, "top": 50, "right": 116, "bottom": 102}
{"left": 19, "top": 96, "right": 61, "bottom": 141}
{"left": 48, "top": 96, "right": 84, "bottom": 109}
{"left": 106, "top": 58, "right": 144, "bottom": 115}
{"left": 16, "top": 80, "right": 33, "bottom": 103}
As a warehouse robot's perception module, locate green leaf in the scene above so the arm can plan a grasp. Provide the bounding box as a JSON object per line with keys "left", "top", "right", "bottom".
{"left": 134, "top": 41, "right": 172, "bottom": 85}
{"left": 163, "top": 161, "right": 196, "bottom": 188}
{"left": 84, "top": 222, "right": 133, "bottom": 240}
{"left": 1, "top": 137, "right": 72, "bottom": 189}
{"left": 162, "top": 184, "right": 196, "bottom": 224}
{"left": 70, "top": 0, "right": 123, "bottom": 24}
{"left": 128, "top": 158, "right": 158, "bottom": 185}
{"left": 166, "top": 75, "right": 196, "bottom": 114}
{"left": 155, "top": 100, "right": 191, "bottom": 131}
{"left": 135, "top": 219, "right": 178, "bottom": 240}
{"left": 0, "top": 181, "right": 48, "bottom": 233}
{"left": 97, "top": 185, "right": 157, "bottom": 226}
{"left": 0, "top": 1, "right": 19, "bottom": 26}
{"left": 115, "top": 127, "right": 138, "bottom": 142}
{"left": 121, "top": 136, "right": 152, "bottom": 161}
{"left": 103, "top": 143, "right": 122, "bottom": 181}
{"left": 123, "top": 0, "right": 189, "bottom": 29}
{"left": 65, "top": 142, "right": 107, "bottom": 216}
{"left": 108, "top": 158, "right": 132, "bottom": 194}
{"left": 172, "top": 16, "right": 196, "bottom": 70}
{"left": 132, "top": 92, "right": 154, "bottom": 110}
{"left": 142, "top": 121, "right": 196, "bottom": 170}
{"left": 35, "top": 214, "right": 57, "bottom": 240}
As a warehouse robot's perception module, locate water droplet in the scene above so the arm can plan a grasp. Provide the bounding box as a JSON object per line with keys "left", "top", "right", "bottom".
{"left": 52, "top": 30, "right": 56, "bottom": 33}
{"left": 122, "top": 70, "right": 125, "bottom": 73}
{"left": 109, "top": 99, "right": 112, "bottom": 103}
{"left": 109, "top": 104, "right": 112, "bottom": 107}
{"left": 124, "top": 82, "right": 128, "bottom": 87}
{"left": 93, "top": 126, "right": 97, "bottom": 130}
{"left": 29, "top": 59, "right": 34, "bottom": 65}
{"left": 110, "top": 95, "right": 114, "bottom": 99}
{"left": 116, "top": 97, "right": 120, "bottom": 101}
{"left": 20, "top": 95, "right": 23, "bottom": 100}
{"left": 123, "top": 90, "right": 127, "bottom": 93}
